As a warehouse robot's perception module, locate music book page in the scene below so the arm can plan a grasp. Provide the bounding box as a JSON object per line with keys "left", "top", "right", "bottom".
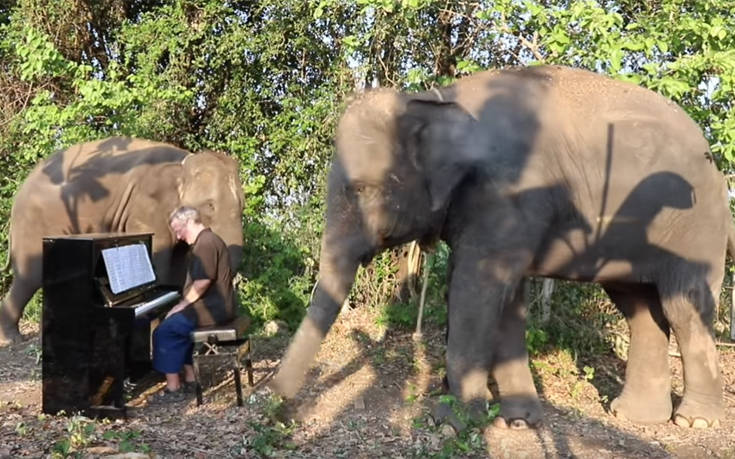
{"left": 101, "top": 243, "right": 156, "bottom": 294}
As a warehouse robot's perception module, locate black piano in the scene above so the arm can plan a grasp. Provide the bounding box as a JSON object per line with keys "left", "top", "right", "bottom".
{"left": 42, "top": 233, "right": 180, "bottom": 417}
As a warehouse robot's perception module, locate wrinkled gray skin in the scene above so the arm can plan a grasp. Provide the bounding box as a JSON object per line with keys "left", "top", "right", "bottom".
{"left": 271, "top": 66, "right": 735, "bottom": 429}
{"left": 0, "top": 137, "right": 244, "bottom": 346}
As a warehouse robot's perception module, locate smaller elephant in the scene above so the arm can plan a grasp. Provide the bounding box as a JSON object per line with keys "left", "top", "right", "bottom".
{"left": 271, "top": 65, "right": 734, "bottom": 430}
{"left": 0, "top": 136, "right": 244, "bottom": 346}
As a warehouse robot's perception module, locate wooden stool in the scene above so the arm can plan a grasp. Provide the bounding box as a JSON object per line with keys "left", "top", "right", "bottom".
{"left": 190, "top": 315, "right": 253, "bottom": 406}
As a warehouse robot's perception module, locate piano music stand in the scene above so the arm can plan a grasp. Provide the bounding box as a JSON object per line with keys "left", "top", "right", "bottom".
{"left": 190, "top": 315, "right": 254, "bottom": 406}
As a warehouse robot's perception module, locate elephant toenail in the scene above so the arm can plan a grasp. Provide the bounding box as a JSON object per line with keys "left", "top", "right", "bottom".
{"left": 492, "top": 417, "right": 509, "bottom": 429}
{"left": 673, "top": 414, "right": 690, "bottom": 427}
{"left": 510, "top": 419, "right": 529, "bottom": 430}
{"left": 691, "top": 418, "right": 709, "bottom": 429}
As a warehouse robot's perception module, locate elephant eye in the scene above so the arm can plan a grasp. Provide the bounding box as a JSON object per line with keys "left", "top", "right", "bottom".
{"left": 348, "top": 182, "right": 382, "bottom": 202}
{"left": 199, "top": 199, "right": 216, "bottom": 214}
{"left": 349, "top": 182, "right": 369, "bottom": 194}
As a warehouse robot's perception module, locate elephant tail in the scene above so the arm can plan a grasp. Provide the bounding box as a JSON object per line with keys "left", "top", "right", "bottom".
{"left": 728, "top": 217, "right": 735, "bottom": 261}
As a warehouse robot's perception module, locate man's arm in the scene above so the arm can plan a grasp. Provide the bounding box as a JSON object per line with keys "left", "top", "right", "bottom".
{"left": 165, "top": 278, "right": 212, "bottom": 318}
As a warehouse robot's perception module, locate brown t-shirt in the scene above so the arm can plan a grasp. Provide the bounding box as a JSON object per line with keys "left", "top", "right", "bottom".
{"left": 182, "top": 228, "right": 235, "bottom": 327}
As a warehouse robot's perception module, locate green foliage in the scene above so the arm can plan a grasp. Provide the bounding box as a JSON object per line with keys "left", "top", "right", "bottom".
{"left": 102, "top": 429, "right": 151, "bottom": 454}
{"left": 571, "top": 364, "right": 596, "bottom": 399}
{"left": 525, "top": 326, "right": 549, "bottom": 356}
{"left": 528, "top": 280, "right": 621, "bottom": 356}
{"left": 51, "top": 415, "right": 96, "bottom": 458}
{"left": 15, "top": 421, "right": 28, "bottom": 436}
{"left": 583, "top": 365, "right": 595, "bottom": 381}
{"left": 375, "top": 244, "right": 449, "bottom": 329}
{"left": 247, "top": 420, "right": 297, "bottom": 456}
{"left": 21, "top": 292, "right": 42, "bottom": 324}
{"left": 426, "top": 396, "right": 499, "bottom": 458}
{"left": 238, "top": 219, "right": 312, "bottom": 329}
{"left": 48, "top": 418, "right": 150, "bottom": 458}
{"left": 439, "top": 427, "right": 487, "bottom": 458}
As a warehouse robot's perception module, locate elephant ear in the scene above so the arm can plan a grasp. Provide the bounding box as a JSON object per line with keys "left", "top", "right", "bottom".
{"left": 402, "top": 99, "right": 477, "bottom": 212}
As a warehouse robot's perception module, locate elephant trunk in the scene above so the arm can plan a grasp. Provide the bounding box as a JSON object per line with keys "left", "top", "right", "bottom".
{"left": 228, "top": 244, "right": 243, "bottom": 273}
{"left": 270, "top": 233, "right": 362, "bottom": 398}
{"left": 211, "top": 221, "right": 243, "bottom": 272}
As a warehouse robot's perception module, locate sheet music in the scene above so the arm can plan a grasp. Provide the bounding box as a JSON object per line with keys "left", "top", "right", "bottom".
{"left": 101, "top": 243, "right": 156, "bottom": 294}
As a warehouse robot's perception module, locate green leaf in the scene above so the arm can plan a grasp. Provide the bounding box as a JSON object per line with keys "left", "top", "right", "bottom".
{"left": 657, "top": 76, "right": 692, "bottom": 97}
{"left": 609, "top": 48, "right": 623, "bottom": 73}
{"left": 456, "top": 59, "right": 482, "bottom": 74}
{"left": 342, "top": 35, "right": 359, "bottom": 51}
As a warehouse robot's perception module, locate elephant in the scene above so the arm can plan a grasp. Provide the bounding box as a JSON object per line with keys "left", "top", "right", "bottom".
{"left": 270, "top": 65, "right": 734, "bottom": 430}
{"left": 0, "top": 136, "right": 244, "bottom": 346}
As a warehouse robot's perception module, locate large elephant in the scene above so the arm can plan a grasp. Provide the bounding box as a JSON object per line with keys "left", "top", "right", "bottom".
{"left": 271, "top": 65, "right": 734, "bottom": 429}
{"left": 0, "top": 136, "right": 244, "bottom": 345}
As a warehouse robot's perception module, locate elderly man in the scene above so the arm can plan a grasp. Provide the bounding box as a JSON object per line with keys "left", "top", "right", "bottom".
{"left": 151, "top": 206, "right": 236, "bottom": 402}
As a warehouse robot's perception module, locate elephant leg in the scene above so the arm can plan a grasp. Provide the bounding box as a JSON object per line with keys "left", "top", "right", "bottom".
{"left": 490, "top": 278, "right": 542, "bottom": 429}
{"left": 603, "top": 283, "right": 672, "bottom": 424}
{"left": 440, "top": 246, "right": 530, "bottom": 428}
{"left": 0, "top": 276, "right": 39, "bottom": 346}
{"left": 657, "top": 270, "right": 724, "bottom": 428}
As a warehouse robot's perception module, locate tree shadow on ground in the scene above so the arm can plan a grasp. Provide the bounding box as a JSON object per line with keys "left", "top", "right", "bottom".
{"left": 264, "top": 322, "right": 680, "bottom": 457}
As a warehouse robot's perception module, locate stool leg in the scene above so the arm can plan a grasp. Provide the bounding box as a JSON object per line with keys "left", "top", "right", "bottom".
{"left": 233, "top": 367, "right": 243, "bottom": 407}
{"left": 193, "top": 356, "right": 203, "bottom": 406}
{"left": 245, "top": 356, "right": 254, "bottom": 386}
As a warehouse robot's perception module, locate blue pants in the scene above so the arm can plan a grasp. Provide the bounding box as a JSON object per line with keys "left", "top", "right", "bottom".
{"left": 152, "top": 313, "right": 195, "bottom": 374}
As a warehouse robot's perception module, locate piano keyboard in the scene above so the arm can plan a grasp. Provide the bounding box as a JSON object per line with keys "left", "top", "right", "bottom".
{"left": 131, "top": 291, "right": 181, "bottom": 317}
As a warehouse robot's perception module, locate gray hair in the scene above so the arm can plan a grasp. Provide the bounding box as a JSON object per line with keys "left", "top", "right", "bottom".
{"left": 169, "top": 206, "right": 201, "bottom": 225}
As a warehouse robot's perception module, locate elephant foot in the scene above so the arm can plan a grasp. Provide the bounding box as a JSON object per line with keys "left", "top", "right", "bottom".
{"left": 493, "top": 395, "right": 543, "bottom": 429}
{"left": 429, "top": 398, "right": 490, "bottom": 433}
{"left": 0, "top": 326, "right": 23, "bottom": 347}
{"left": 610, "top": 391, "right": 672, "bottom": 424}
{"left": 430, "top": 401, "right": 467, "bottom": 433}
{"left": 672, "top": 394, "right": 723, "bottom": 429}
{"left": 272, "top": 397, "right": 303, "bottom": 424}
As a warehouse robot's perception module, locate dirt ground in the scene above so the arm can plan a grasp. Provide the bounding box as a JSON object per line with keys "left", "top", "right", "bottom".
{"left": 1, "top": 307, "right": 735, "bottom": 458}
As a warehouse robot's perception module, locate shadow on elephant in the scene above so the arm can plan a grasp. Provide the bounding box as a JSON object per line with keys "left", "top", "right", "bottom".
{"left": 545, "top": 170, "right": 722, "bottom": 426}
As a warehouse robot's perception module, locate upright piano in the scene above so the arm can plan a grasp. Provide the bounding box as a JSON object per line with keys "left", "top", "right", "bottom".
{"left": 42, "top": 233, "right": 180, "bottom": 417}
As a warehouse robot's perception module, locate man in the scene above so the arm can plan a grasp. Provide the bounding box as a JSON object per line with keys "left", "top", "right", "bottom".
{"left": 151, "top": 206, "right": 236, "bottom": 402}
